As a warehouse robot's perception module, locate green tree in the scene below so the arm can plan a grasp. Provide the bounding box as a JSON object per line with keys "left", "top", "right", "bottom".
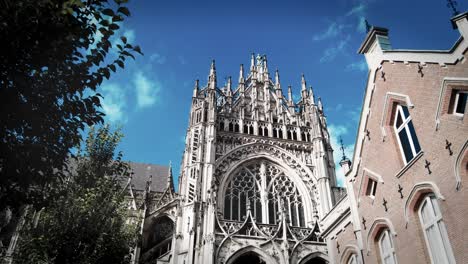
{"left": 0, "top": 0, "right": 142, "bottom": 213}
{"left": 13, "top": 125, "right": 136, "bottom": 264}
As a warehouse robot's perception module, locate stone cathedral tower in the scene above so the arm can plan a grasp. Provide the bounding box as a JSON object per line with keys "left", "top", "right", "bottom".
{"left": 166, "top": 54, "right": 341, "bottom": 264}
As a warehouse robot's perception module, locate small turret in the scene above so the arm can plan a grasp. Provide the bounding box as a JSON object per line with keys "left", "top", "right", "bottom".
{"left": 275, "top": 69, "right": 282, "bottom": 98}
{"left": 193, "top": 79, "right": 199, "bottom": 97}
{"left": 263, "top": 55, "right": 269, "bottom": 80}
{"left": 167, "top": 161, "right": 174, "bottom": 192}
{"left": 301, "top": 73, "right": 308, "bottom": 99}
{"left": 308, "top": 86, "right": 315, "bottom": 105}
{"left": 250, "top": 53, "right": 255, "bottom": 73}
{"left": 318, "top": 97, "right": 323, "bottom": 112}
{"left": 209, "top": 60, "right": 216, "bottom": 89}
{"left": 287, "top": 85, "right": 294, "bottom": 107}
{"left": 239, "top": 64, "right": 244, "bottom": 84}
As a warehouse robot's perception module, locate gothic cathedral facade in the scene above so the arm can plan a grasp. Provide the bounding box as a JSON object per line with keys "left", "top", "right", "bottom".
{"left": 165, "top": 55, "right": 342, "bottom": 264}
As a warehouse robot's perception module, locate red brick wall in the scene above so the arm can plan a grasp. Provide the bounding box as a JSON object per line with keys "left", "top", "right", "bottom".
{"left": 350, "top": 52, "right": 468, "bottom": 264}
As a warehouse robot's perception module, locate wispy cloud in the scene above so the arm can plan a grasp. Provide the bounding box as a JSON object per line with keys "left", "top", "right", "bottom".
{"left": 133, "top": 71, "right": 160, "bottom": 109}
{"left": 346, "top": 60, "right": 368, "bottom": 72}
{"left": 319, "top": 35, "right": 351, "bottom": 63}
{"left": 313, "top": 22, "right": 349, "bottom": 41}
{"left": 100, "top": 83, "right": 127, "bottom": 123}
{"left": 328, "top": 124, "right": 355, "bottom": 186}
{"left": 346, "top": 2, "right": 369, "bottom": 33}
{"left": 149, "top": 53, "right": 167, "bottom": 64}
{"left": 346, "top": 3, "right": 366, "bottom": 17}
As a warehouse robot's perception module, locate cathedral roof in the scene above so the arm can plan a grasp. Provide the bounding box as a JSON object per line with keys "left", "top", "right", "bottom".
{"left": 129, "top": 162, "right": 170, "bottom": 193}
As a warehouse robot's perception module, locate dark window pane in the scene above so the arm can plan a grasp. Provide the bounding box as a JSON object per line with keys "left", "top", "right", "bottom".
{"left": 408, "top": 121, "right": 421, "bottom": 153}
{"left": 396, "top": 111, "right": 403, "bottom": 128}
{"left": 399, "top": 129, "right": 414, "bottom": 163}
{"left": 401, "top": 105, "right": 410, "bottom": 118}
{"left": 456, "top": 93, "right": 467, "bottom": 114}
{"left": 224, "top": 195, "right": 230, "bottom": 219}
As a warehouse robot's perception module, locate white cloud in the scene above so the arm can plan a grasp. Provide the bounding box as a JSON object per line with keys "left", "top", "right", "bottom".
{"left": 149, "top": 53, "right": 166, "bottom": 64}
{"left": 346, "top": 60, "right": 368, "bottom": 72}
{"left": 133, "top": 71, "right": 160, "bottom": 109}
{"left": 313, "top": 22, "right": 349, "bottom": 41}
{"left": 346, "top": 3, "right": 366, "bottom": 17}
{"left": 100, "top": 83, "right": 127, "bottom": 123}
{"left": 328, "top": 124, "right": 355, "bottom": 187}
{"left": 319, "top": 35, "right": 351, "bottom": 63}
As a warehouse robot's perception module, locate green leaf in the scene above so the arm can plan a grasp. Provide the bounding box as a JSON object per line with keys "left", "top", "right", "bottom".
{"left": 102, "top": 8, "right": 114, "bottom": 17}
{"left": 120, "top": 36, "right": 127, "bottom": 44}
{"left": 116, "top": 60, "right": 124, "bottom": 69}
{"left": 117, "top": 7, "right": 130, "bottom": 16}
{"left": 133, "top": 45, "right": 143, "bottom": 55}
{"left": 109, "top": 24, "right": 120, "bottom": 31}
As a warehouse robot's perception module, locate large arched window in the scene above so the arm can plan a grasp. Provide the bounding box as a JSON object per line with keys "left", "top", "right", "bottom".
{"left": 378, "top": 229, "right": 397, "bottom": 264}
{"left": 418, "top": 195, "right": 455, "bottom": 264}
{"left": 223, "top": 159, "right": 306, "bottom": 227}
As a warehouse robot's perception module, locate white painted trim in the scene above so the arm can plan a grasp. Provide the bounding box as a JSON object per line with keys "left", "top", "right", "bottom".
{"left": 435, "top": 77, "right": 468, "bottom": 130}
{"left": 403, "top": 181, "right": 445, "bottom": 224}
{"left": 454, "top": 140, "right": 468, "bottom": 190}
{"left": 340, "top": 244, "right": 362, "bottom": 264}
{"left": 366, "top": 217, "right": 398, "bottom": 253}
{"left": 380, "top": 92, "right": 414, "bottom": 141}
{"left": 357, "top": 168, "right": 384, "bottom": 204}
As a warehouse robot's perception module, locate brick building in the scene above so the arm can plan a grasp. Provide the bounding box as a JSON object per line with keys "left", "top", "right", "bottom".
{"left": 327, "top": 11, "right": 468, "bottom": 264}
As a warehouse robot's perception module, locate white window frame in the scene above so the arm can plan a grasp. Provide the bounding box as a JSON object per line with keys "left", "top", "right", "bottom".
{"left": 452, "top": 90, "right": 467, "bottom": 116}
{"left": 365, "top": 178, "right": 377, "bottom": 199}
{"left": 418, "top": 195, "right": 456, "bottom": 264}
{"left": 347, "top": 254, "right": 358, "bottom": 264}
{"left": 393, "top": 105, "right": 420, "bottom": 164}
{"left": 378, "top": 229, "right": 398, "bottom": 264}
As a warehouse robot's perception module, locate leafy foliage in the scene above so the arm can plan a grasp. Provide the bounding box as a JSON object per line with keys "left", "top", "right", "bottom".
{"left": 13, "top": 125, "right": 137, "bottom": 264}
{"left": 0, "top": 0, "right": 143, "bottom": 212}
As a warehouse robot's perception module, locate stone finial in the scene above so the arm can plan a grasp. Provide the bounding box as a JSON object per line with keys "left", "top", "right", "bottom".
{"left": 193, "top": 79, "right": 199, "bottom": 97}
{"left": 250, "top": 53, "right": 255, "bottom": 72}
{"left": 301, "top": 73, "right": 307, "bottom": 91}
{"left": 239, "top": 64, "right": 244, "bottom": 84}
{"left": 308, "top": 86, "right": 315, "bottom": 105}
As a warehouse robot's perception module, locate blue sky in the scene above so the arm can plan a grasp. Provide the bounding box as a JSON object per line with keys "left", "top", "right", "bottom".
{"left": 99, "top": 0, "right": 467, "bottom": 187}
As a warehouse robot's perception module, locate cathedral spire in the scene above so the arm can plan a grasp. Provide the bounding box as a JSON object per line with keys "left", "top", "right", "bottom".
{"left": 239, "top": 64, "right": 244, "bottom": 84}
{"left": 193, "top": 79, "right": 199, "bottom": 97}
{"left": 301, "top": 73, "right": 307, "bottom": 91}
{"left": 275, "top": 69, "right": 282, "bottom": 98}
{"left": 301, "top": 73, "right": 308, "bottom": 100}
{"left": 318, "top": 97, "right": 323, "bottom": 112}
{"left": 263, "top": 55, "right": 269, "bottom": 79}
{"left": 167, "top": 161, "right": 174, "bottom": 192}
{"left": 308, "top": 86, "right": 315, "bottom": 105}
{"left": 227, "top": 76, "right": 232, "bottom": 97}
{"left": 250, "top": 53, "right": 255, "bottom": 73}
{"left": 287, "top": 85, "right": 294, "bottom": 106}
{"left": 209, "top": 60, "right": 216, "bottom": 89}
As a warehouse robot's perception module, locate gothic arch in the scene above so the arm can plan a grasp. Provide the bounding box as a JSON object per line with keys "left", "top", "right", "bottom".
{"left": 404, "top": 181, "right": 445, "bottom": 224}
{"left": 225, "top": 245, "right": 279, "bottom": 264}
{"left": 379, "top": 92, "right": 414, "bottom": 141}
{"left": 366, "top": 217, "right": 397, "bottom": 253}
{"left": 298, "top": 252, "right": 329, "bottom": 264}
{"left": 340, "top": 244, "right": 361, "bottom": 264}
{"left": 216, "top": 154, "right": 317, "bottom": 226}
{"left": 215, "top": 142, "right": 317, "bottom": 182}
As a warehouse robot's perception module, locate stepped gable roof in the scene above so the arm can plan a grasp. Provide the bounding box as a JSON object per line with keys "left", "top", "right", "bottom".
{"left": 129, "top": 162, "right": 169, "bottom": 193}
